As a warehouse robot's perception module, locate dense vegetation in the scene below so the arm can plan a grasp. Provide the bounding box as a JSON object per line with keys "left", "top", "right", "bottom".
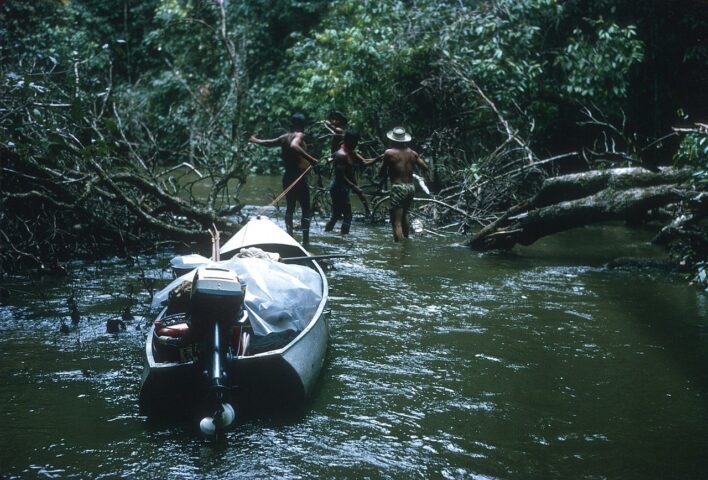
{"left": 1, "top": 0, "right": 706, "bottom": 274}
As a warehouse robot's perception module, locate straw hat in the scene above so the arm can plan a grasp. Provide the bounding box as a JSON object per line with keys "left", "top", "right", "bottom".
{"left": 386, "top": 126, "right": 412, "bottom": 143}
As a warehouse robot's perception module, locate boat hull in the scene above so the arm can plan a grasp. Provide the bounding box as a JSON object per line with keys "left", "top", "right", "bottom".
{"left": 138, "top": 216, "right": 329, "bottom": 418}
{"left": 230, "top": 306, "right": 329, "bottom": 402}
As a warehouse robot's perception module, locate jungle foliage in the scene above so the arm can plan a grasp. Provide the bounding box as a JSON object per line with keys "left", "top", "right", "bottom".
{"left": 1, "top": 0, "right": 706, "bottom": 272}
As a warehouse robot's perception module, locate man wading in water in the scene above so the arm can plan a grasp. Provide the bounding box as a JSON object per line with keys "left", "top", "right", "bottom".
{"left": 249, "top": 113, "right": 318, "bottom": 244}
{"left": 325, "top": 127, "right": 377, "bottom": 234}
{"left": 312, "top": 111, "right": 348, "bottom": 217}
{"left": 380, "top": 126, "right": 428, "bottom": 242}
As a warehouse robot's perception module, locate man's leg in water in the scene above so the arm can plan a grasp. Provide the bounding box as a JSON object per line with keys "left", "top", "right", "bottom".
{"left": 299, "top": 183, "right": 312, "bottom": 244}
{"left": 341, "top": 200, "right": 352, "bottom": 235}
{"left": 325, "top": 189, "right": 343, "bottom": 232}
{"left": 391, "top": 207, "right": 405, "bottom": 242}
{"left": 402, "top": 208, "right": 410, "bottom": 238}
{"left": 284, "top": 192, "right": 296, "bottom": 235}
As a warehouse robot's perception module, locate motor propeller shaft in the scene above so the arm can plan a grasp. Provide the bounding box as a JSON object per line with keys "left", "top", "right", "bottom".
{"left": 199, "top": 402, "right": 236, "bottom": 436}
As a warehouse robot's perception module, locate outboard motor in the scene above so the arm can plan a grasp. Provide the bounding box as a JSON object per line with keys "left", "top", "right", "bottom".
{"left": 189, "top": 266, "right": 244, "bottom": 435}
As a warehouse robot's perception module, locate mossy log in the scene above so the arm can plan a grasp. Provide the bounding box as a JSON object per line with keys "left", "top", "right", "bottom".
{"left": 468, "top": 167, "right": 692, "bottom": 251}
{"left": 534, "top": 167, "right": 690, "bottom": 207}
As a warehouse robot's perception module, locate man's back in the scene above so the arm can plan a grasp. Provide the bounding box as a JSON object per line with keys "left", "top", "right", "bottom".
{"left": 384, "top": 147, "right": 420, "bottom": 184}
{"left": 279, "top": 132, "right": 310, "bottom": 173}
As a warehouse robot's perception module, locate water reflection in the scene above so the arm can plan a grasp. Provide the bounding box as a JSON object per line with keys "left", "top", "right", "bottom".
{"left": 1, "top": 177, "right": 708, "bottom": 478}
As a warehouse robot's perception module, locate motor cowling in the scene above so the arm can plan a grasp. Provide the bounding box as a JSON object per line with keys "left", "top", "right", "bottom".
{"left": 189, "top": 266, "right": 244, "bottom": 341}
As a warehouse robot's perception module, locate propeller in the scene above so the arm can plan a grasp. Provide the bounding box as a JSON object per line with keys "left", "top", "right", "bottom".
{"left": 199, "top": 402, "right": 236, "bottom": 436}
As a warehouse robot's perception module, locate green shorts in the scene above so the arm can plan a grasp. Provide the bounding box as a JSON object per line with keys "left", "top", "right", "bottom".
{"left": 390, "top": 183, "right": 415, "bottom": 210}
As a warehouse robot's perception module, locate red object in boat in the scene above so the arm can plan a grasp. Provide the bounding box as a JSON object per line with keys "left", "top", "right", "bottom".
{"left": 156, "top": 323, "right": 190, "bottom": 338}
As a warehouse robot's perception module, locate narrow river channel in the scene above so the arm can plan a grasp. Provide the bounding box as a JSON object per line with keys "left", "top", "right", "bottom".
{"left": 2, "top": 176, "right": 708, "bottom": 479}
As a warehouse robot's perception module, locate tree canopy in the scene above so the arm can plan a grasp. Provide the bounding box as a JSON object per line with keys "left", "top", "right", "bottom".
{"left": 1, "top": 0, "right": 706, "bottom": 271}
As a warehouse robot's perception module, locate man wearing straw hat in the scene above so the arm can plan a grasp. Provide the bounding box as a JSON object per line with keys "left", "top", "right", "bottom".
{"left": 249, "top": 113, "right": 319, "bottom": 244}
{"left": 380, "top": 126, "right": 428, "bottom": 242}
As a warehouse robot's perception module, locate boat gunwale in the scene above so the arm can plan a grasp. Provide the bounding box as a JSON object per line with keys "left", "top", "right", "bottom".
{"left": 232, "top": 238, "right": 328, "bottom": 361}
{"left": 144, "top": 224, "right": 328, "bottom": 369}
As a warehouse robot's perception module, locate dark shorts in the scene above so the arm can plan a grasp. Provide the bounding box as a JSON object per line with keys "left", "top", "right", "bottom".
{"left": 390, "top": 183, "right": 415, "bottom": 210}
{"left": 283, "top": 171, "right": 310, "bottom": 207}
{"left": 329, "top": 180, "right": 351, "bottom": 208}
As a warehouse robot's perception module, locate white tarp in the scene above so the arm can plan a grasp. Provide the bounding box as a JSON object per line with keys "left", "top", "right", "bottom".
{"left": 169, "top": 254, "right": 210, "bottom": 271}
{"left": 151, "top": 257, "right": 322, "bottom": 336}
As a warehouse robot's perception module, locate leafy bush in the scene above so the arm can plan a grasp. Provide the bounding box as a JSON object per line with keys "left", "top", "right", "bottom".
{"left": 675, "top": 130, "right": 708, "bottom": 188}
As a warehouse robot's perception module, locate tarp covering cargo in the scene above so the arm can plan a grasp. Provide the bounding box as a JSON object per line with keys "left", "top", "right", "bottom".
{"left": 152, "top": 257, "right": 323, "bottom": 336}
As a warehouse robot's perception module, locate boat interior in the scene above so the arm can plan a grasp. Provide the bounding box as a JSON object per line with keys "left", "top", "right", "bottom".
{"left": 151, "top": 266, "right": 253, "bottom": 364}
{"left": 151, "top": 264, "right": 303, "bottom": 364}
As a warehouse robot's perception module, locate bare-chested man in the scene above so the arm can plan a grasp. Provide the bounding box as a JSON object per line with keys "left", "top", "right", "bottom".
{"left": 379, "top": 126, "right": 428, "bottom": 242}
{"left": 249, "top": 113, "right": 318, "bottom": 244}
{"left": 325, "top": 128, "right": 377, "bottom": 234}
{"left": 312, "top": 111, "right": 348, "bottom": 216}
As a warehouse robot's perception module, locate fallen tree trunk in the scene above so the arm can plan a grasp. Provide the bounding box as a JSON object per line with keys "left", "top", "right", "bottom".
{"left": 534, "top": 167, "right": 690, "bottom": 207}
{"left": 468, "top": 167, "right": 693, "bottom": 251}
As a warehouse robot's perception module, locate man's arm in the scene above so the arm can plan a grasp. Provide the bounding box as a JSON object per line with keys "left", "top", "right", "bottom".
{"left": 356, "top": 185, "right": 370, "bottom": 215}
{"left": 290, "top": 132, "right": 318, "bottom": 165}
{"left": 323, "top": 120, "right": 344, "bottom": 135}
{"left": 356, "top": 151, "right": 382, "bottom": 167}
{"left": 378, "top": 152, "right": 389, "bottom": 178}
{"left": 377, "top": 153, "right": 389, "bottom": 191}
{"left": 249, "top": 133, "right": 285, "bottom": 147}
{"left": 335, "top": 157, "right": 370, "bottom": 214}
{"left": 342, "top": 172, "right": 363, "bottom": 195}
{"left": 415, "top": 153, "right": 429, "bottom": 172}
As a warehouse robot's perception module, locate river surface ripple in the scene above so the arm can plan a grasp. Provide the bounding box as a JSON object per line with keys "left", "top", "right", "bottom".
{"left": 1, "top": 178, "right": 708, "bottom": 479}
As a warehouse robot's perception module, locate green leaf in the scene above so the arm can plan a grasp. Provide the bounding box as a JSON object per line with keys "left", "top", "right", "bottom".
{"left": 70, "top": 97, "right": 82, "bottom": 122}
